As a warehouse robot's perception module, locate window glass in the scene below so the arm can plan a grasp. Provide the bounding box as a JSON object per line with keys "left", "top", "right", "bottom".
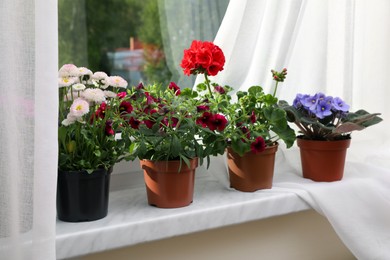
{"left": 59, "top": 0, "right": 228, "bottom": 88}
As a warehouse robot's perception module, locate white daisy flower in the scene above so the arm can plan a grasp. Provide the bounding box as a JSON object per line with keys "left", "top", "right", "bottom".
{"left": 91, "top": 72, "right": 109, "bottom": 89}
{"left": 78, "top": 67, "right": 93, "bottom": 76}
{"left": 72, "top": 83, "right": 86, "bottom": 91}
{"left": 59, "top": 64, "right": 80, "bottom": 77}
{"left": 99, "top": 79, "right": 110, "bottom": 89}
{"left": 58, "top": 77, "right": 77, "bottom": 88}
{"left": 103, "top": 90, "right": 117, "bottom": 98}
{"left": 92, "top": 71, "right": 108, "bottom": 80}
{"left": 69, "top": 98, "right": 90, "bottom": 118}
{"left": 107, "top": 76, "right": 128, "bottom": 88}
{"left": 82, "top": 88, "right": 106, "bottom": 103}
{"left": 61, "top": 114, "right": 77, "bottom": 126}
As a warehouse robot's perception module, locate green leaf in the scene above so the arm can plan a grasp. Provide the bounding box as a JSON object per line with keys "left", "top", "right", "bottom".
{"left": 231, "top": 138, "right": 249, "bottom": 157}
{"left": 236, "top": 91, "right": 247, "bottom": 100}
{"left": 248, "top": 86, "right": 263, "bottom": 96}
{"left": 278, "top": 100, "right": 300, "bottom": 123}
{"left": 196, "top": 83, "right": 207, "bottom": 91}
{"left": 346, "top": 110, "right": 383, "bottom": 127}
{"left": 179, "top": 155, "right": 190, "bottom": 170}
{"left": 263, "top": 94, "right": 277, "bottom": 105}
{"left": 333, "top": 122, "right": 366, "bottom": 134}
{"left": 181, "top": 88, "right": 198, "bottom": 98}
{"left": 272, "top": 126, "right": 296, "bottom": 148}
{"left": 171, "top": 135, "right": 181, "bottom": 157}
{"left": 93, "top": 149, "right": 101, "bottom": 157}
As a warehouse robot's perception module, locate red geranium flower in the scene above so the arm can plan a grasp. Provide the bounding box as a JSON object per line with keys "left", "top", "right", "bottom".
{"left": 208, "top": 113, "right": 228, "bottom": 131}
{"left": 250, "top": 136, "right": 266, "bottom": 154}
{"left": 180, "top": 40, "right": 225, "bottom": 77}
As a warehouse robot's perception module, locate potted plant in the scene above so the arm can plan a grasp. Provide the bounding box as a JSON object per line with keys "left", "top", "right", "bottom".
{"left": 122, "top": 82, "right": 222, "bottom": 208}
{"left": 181, "top": 40, "right": 296, "bottom": 191}
{"left": 279, "top": 93, "right": 383, "bottom": 181}
{"left": 57, "top": 64, "right": 130, "bottom": 222}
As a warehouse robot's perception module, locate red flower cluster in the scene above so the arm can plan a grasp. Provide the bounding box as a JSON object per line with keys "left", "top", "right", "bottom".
{"left": 196, "top": 112, "right": 228, "bottom": 132}
{"left": 180, "top": 40, "right": 225, "bottom": 76}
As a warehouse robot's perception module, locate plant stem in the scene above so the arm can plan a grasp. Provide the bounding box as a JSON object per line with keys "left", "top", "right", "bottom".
{"left": 204, "top": 73, "right": 213, "bottom": 96}
{"left": 273, "top": 81, "right": 279, "bottom": 97}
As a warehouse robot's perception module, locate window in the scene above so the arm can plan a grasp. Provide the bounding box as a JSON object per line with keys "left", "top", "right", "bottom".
{"left": 58, "top": 0, "right": 229, "bottom": 88}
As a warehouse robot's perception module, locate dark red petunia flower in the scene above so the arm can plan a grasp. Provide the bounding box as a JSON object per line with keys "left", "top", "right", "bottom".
{"left": 143, "top": 119, "right": 155, "bottom": 129}
{"left": 136, "top": 82, "right": 144, "bottom": 90}
{"left": 250, "top": 110, "right": 256, "bottom": 123}
{"left": 214, "top": 85, "right": 225, "bottom": 94}
{"left": 105, "top": 120, "right": 115, "bottom": 136}
{"left": 196, "top": 111, "right": 212, "bottom": 128}
{"left": 119, "top": 101, "right": 133, "bottom": 114}
{"left": 161, "top": 117, "right": 179, "bottom": 128}
{"left": 208, "top": 113, "right": 228, "bottom": 131}
{"left": 168, "top": 82, "right": 181, "bottom": 96}
{"left": 196, "top": 105, "right": 210, "bottom": 112}
{"left": 91, "top": 102, "right": 107, "bottom": 123}
{"left": 250, "top": 136, "right": 266, "bottom": 154}
{"left": 129, "top": 117, "right": 140, "bottom": 129}
{"left": 141, "top": 108, "right": 157, "bottom": 129}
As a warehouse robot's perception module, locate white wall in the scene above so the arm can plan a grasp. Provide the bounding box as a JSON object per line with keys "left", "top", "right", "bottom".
{"left": 68, "top": 210, "right": 355, "bottom": 260}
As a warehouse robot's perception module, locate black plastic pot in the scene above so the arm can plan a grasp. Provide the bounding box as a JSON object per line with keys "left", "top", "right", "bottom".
{"left": 56, "top": 167, "right": 112, "bottom": 222}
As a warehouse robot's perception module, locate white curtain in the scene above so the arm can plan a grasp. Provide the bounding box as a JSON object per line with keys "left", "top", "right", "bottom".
{"left": 209, "top": 0, "right": 390, "bottom": 258}
{"left": 211, "top": 0, "right": 389, "bottom": 143}
{"left": 0, "top": 0, "right": 58, "bottom": 259}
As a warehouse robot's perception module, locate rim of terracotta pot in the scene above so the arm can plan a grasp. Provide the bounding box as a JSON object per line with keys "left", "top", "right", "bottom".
{"left": 297, "top": 138, "right": 351, "bottom": 150}
{"left": 140, "top": 157, "right": 199, "bottom": 172}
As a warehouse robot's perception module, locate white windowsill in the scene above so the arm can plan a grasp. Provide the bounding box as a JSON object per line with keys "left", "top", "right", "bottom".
{"left": 55, "top": 157, "right": 311, "bottom": 259}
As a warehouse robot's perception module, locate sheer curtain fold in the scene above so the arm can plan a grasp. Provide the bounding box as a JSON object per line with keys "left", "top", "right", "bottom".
{"left": 211, "top": 0, "right": 389, "bottom": 137}
{"left": 209, "top": 0, "right": 306, "bottom": 95}
{"left": 210, "top": 0, "right": 390, "bottom": 258}
{"left": 0, "top": 0, "right": 58, "bottom": 259}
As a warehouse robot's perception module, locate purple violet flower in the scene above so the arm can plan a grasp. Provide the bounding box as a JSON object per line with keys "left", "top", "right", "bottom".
{"left": 293, "top": 94, "right": 305, "bottom": 108}
{"left": 315, "top": 99, "right": 332, "bottom": 119}
{"left": 302, "top": 94, "right": 319, "bottom": 112}
{"left": 332, "top": 97, "right": 350, "bottom": 112}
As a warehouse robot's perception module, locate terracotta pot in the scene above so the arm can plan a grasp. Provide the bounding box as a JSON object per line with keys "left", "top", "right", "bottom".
{"left": 140, "top": 158, "right": 198, "bottom": 208}
{"left": 297, "top": 138, "right": 351, "bottom": 182}
{"left": 57, "top": 167, "right": 112, "bottom": 222}
{"left": 227, "top": 144, "right": 278, "bottom": 192}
